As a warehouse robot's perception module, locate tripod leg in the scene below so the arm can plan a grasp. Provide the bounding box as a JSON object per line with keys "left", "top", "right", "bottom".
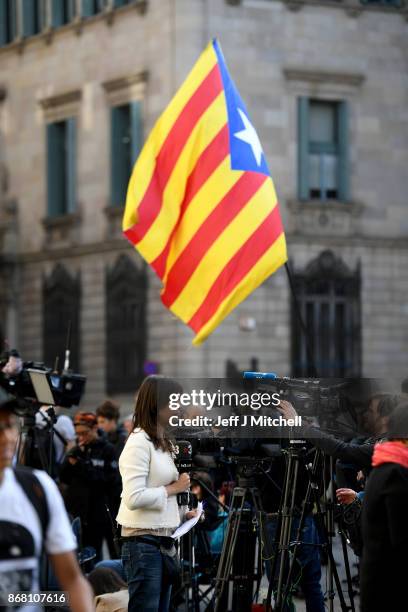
{"left": 251, "top": 487, "right": 273, "bottom": 611}
{"left": 281, "top": 449, "right": 321, "bottom": 608}
{"left": 265, "top": 452, "right": 292, "bottom": 610}
{"left": 314, "top": 492, "right": 350, "bottom": 612}
{"left": 339, "top": 528, "right": 356, "bottom": 612}
{"left": 275, "top": 457, "right": 299, "bottom": 611}
{"left": 214, "top": 488, "right": 246, "bottom": 612}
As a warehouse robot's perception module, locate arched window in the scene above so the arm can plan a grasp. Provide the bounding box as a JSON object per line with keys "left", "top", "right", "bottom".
{"left": 43, "top": 264, "right": 80, "bottom": 371}
{"left": 106, "top": 256, "right": 147, "bottom": 394}
{"left": 291, "top": 250, "right": 361, "bottom": 377}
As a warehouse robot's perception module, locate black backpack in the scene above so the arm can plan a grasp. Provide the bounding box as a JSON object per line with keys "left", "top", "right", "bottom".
{"left": 13, "top": 466, "right": 49, "bottom": 539}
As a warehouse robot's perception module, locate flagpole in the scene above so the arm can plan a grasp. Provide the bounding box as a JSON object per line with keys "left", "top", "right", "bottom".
{"left": 284, "top": 261, "right": 318, "bottom": 378}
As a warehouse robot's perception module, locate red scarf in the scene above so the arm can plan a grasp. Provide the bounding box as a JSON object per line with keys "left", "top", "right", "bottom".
{"left": 372, "top": 441, "right": 408, "bottom": 469}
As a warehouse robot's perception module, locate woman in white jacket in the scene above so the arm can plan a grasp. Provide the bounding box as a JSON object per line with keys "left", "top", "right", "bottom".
{"left": 116, "top": 376, "right": 192, "bottom": 612}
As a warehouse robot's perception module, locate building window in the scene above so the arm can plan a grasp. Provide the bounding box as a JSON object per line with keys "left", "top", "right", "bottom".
{"left": 0, "top": 0, "right": 17, "bottom": 45}
{"left": 110, "top": 101, "right": 142, "bottom": 207}
{"left": 43, "top": 264, "right": 80, "bottom": 372}
{"left": 51, "top": 0, "right": 76, "bottom": 26}
{"left": 22, "top": 0, "right": 45, "bottom": 37}
{"left": 47, "top": 118, "right": 76, "bottom": 217}
{"left": 298, "top": 98, "right": 349, "bottom": 202}
{"left": 82, "top": 0, "right": 108, "bottom": 17}
{"left": 291, "top": 250, "right": 361, "bottom": 377}
{"left": 106, "top": 256, "right": 147, "bottom": 394}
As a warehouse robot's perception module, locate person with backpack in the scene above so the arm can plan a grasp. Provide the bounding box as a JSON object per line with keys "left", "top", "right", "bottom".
{"left": 0, "top": 388, "right": 94, "bottom": 611}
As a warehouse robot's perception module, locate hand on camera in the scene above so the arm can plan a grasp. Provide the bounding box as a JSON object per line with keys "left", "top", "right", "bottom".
{"left": 277, "top": 400, "right": 298, "bottom": 419}
{"left": 336, "top": 488, "right": 357, "bottom": 505}
{"left": 166, "top": 472, "right": 190, "bottom": 496}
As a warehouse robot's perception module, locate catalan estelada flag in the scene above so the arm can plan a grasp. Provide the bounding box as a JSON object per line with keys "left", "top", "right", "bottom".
{"left": 123, "top": 39, "right": 287, "bottom": 345}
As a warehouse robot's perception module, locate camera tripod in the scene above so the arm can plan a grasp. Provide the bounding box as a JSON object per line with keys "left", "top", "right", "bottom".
{"left": 266, "top": 442, "right": 356, "bottom": 612}
{"left": 16, "top": 406, "right": 62, "bottom": 476}
{"left": 213, "top": 461, "right": 275, "bottom": 612}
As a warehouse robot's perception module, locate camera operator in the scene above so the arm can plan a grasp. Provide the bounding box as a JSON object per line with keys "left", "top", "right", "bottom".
{"left": 117, "top": 375, "right": 198, "bottom": 612}
{"left": 277, "top": 394, "right": 402, "bottom": 473}
{"left": 360, "top": 401, "right": 408, "bottom": 612}
{"left": 59, "top": 411, "right": 120, "bottom": 562}
{"left": 0, "top": 390, "right": 94, "bottom": 611}
{"left": 1, "top": 349, "right": 23, "bottom": 377}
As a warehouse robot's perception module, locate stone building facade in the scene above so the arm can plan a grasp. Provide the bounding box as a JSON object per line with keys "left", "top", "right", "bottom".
{"left": 0, "top": 0, "right": 407, "bottom": 408}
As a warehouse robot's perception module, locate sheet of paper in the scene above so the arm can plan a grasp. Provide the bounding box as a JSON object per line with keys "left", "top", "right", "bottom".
{"left": 171, "top": 502, "right": 203, "bottom": 539}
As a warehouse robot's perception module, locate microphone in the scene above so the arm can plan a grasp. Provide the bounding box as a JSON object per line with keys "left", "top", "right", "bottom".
{"left": 174, "top": 440, "right": 193, "bottom": 473}
{"left": 174, "top": 440, "right": 193, "bottom": 506}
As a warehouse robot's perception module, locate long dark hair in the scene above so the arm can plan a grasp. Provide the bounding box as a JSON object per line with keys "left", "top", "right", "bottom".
{"left": 87, "top": 567, "right": 127, "bottom": 596}
{"left": 131, "top": 375, "right": 182, "bottom": 452}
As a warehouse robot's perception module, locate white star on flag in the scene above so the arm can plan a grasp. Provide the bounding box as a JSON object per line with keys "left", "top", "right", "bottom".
{"left": 234, "top": 108, "right": 264, "bottom": 166}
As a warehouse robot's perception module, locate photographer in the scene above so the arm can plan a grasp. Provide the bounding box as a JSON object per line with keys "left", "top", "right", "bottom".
{"left": 0, "top": 390, "right": 94, "bottom": 611}
{"left": 360, "top": 402, "right": 408, "bottom": 612}
{"left": 117, "top": 375, "right": 198, "bottom": 612}
{"left": 59, "top": 412, "right": 120, "bottom": 561}
{"left": 277, "top": 394, "right": 401, "bottom": 472}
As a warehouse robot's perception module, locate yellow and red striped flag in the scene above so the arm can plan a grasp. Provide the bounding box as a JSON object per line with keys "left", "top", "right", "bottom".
{"left": 123, "top": 39, "right": 287, "bottom": 345}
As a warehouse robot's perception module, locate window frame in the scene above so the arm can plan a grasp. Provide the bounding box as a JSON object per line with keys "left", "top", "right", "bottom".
{"left": 298, "top": 97, "right": 349, "bottom": 203}
{"left": 46, "top": 116, "right": 77, "bottom": 217}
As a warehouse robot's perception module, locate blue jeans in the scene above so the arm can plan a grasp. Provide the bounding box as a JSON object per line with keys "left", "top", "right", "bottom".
{"left": 265, "top": 515, "right": 325, "bottom": 612}
{"left": 121, "top": 538, "right": 172, "bottom": 612}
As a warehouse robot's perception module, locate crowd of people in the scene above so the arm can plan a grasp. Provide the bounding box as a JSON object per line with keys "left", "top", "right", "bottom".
{"left": 0, "top": 351, "right": 408, "bottom": 612}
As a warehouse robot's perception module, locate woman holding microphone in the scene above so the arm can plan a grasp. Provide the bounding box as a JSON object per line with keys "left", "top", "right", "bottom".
{"left": 117, "top": 375, "right": 194, "bottom": 612}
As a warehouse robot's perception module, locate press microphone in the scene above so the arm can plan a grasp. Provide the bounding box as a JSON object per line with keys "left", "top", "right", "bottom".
{"left": 174, "top": 440, "right": 193, "bottom": 473}
{"left": 174, "top": 440, "right": 193, "bottom": 506}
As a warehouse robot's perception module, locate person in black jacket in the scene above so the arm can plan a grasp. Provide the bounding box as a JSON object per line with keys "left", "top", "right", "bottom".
{"left": 59, "top": 411, "right": 121, "bottom": 561}
{"left": 278, "top": 394, "right": 401, "bottom": 473}
{"left": 360, "top": 402, "right": 408, "bottom": 612}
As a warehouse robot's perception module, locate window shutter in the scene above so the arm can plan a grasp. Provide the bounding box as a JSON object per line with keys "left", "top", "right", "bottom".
{"left": 1, "top": 0, "right": 17, "bottom": 43}
{"left": 47, "top": 123, "right": 64, "bottom": 217}
{"left": 82, "top": 0, "right": 96, "bottom": 17}
{"left": 66, "top": 117, "right": 76, "bottom": 213}
{"left": 51, "top": 0, "right": 64, "bottom": 27}
{"left": 130, "top": 100, "right": 142, "bottom": 166}
{"left": 22, "top": 0, "right": 41, "bottom": 36}
{"left": 111, "top": 105, "right": 131, "bottom": 207}
{"left": 110, "top": 106, "right": 121, "bottom": 207}
{"left": 298, "top": 97, "right": 309, "bottom": 201}
{"left": 338, "top": 100, "right": 349, "bottom": 202}
{"left": 0, "top": 0, "right": 8, "bottom": 45}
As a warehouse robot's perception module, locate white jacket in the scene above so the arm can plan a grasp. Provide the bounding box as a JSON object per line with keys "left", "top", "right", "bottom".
{"left": 116, "top": 429, "right": 180, "bottom": 529}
